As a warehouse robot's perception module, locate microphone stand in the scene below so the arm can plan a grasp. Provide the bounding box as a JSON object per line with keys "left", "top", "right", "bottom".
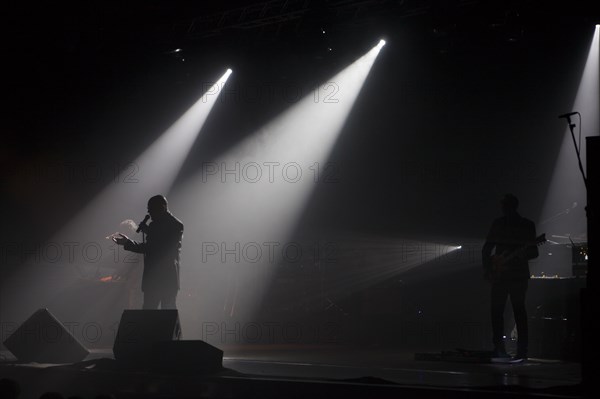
{"left": 564, "top": 113, "right": 588, "bottom": 191}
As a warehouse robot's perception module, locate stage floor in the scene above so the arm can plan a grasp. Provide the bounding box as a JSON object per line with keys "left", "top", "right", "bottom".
{"left": 0, "top": 346, "right": 582, "bottom": 399}
{"left": 223, "top": 346, "right": 580, "bottom": 388}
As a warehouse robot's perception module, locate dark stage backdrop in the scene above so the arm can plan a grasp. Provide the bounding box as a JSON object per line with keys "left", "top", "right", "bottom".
{"left": 2, "top": 5, "right": 595, "bottom": 355}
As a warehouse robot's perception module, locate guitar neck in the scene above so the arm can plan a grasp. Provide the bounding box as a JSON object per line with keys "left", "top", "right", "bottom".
{"left": 500, "top": 234, "right": 546, "bottom": 262}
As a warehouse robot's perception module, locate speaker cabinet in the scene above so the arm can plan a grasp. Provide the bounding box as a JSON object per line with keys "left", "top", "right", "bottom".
{"left": 151, "top": 340, "right": 223, "bottom": 372}
{"left": 112, "top": 309, "right": 222, "bottom": 372}
{"left": 3, "top": 308, "right": 89, "bottom": 363}
{"left": 113, "top": 309, "right": 181, "bottom": 362}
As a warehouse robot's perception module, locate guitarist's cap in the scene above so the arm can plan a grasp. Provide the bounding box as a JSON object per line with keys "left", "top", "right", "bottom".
{"left": 501, "top": 193, "right": 519, "bottom": 211}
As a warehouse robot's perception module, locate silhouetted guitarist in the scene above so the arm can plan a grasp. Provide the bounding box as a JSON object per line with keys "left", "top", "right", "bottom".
{"left": 482, "top": 194, "right": 541, "bottom": 362}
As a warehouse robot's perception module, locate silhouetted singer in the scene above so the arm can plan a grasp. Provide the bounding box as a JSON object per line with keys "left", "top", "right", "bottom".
{"left": 482, "top": 194, "right": 539, "bottom": 362}
{"left": 113, "top": 195, "right": 184, "bottom": 309}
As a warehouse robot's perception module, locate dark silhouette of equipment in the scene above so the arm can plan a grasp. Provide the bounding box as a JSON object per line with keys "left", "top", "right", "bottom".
{"left": 572, "top": 243, "right": 588, "bottom": 277}
{"left": 113, "top": 309, "right": 222, "bottom": 372}
{"left": 113, "top": 309, "right": 182, "bottom": 362}
{"left": 558, "top": 111, "right": 578, "bottom": 119}
{"left": 583, "top": 136, "right": 599, "bottom": 395}
{"left": 2, "top": 308, "right": 89, "bottom": 363}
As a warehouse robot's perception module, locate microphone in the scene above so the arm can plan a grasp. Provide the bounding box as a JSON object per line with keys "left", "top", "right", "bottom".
{"left": 136, "top": 215, "right": 150, "bottom": 233}
{"left": 558, "top": 111, "right": 578, "bottom": 119}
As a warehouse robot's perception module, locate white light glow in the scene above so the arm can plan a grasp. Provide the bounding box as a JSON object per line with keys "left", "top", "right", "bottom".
{"left": 539, "top": 26, "right": 599, "bottom": 239}
{"left": 170, "top": 44, "right": 385, "bottom": 332}
{"left": 0, "top": 69, "right": 233, "bottom": 324}
{"left": 282, "top": 235, "right": 464, "bottom": 304}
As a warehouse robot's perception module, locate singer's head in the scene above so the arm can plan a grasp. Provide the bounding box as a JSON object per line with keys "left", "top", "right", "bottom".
{"left": 148, "top": 195, "right": 168, "bottom": 220}
{"left": 501, "top": 193, "right": 519, "bottom": 215}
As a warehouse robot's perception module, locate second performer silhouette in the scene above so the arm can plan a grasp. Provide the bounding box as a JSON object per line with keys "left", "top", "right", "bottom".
{"left": 482, "top": 194, "right": 539, "bottom": 362}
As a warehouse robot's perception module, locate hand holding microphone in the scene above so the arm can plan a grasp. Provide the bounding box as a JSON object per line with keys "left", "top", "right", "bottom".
{"left": 136, "top": 214, "right": 150, "bottom": 233}
{"left": 110, "top": 215, "right": 150, "bottom": 247}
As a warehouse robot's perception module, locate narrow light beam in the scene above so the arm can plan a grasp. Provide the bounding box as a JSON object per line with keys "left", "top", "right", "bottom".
{"left": 539, "top": 26, "right": 599, "bottom": 238}
{"left": 170, "top": 43, "right": 386, "bottom": 334}
{"left": 0, "top": 69, "right": 233, "bottom": 325}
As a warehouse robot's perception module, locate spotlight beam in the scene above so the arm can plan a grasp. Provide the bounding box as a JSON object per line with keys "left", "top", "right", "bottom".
{"left": 540, "top": 26, "right": 599, "bottom": 236}
{"left": 170, "top": 42, "right": 385, "bottom": 329}
{"left": 52, "top": 69, "right": 233, "bottom": 241}
{"left": 1, "top": 69, "right": 232, "bottom": 323}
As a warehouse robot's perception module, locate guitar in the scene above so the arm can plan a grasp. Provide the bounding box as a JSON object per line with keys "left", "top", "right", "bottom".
{"left": 489, "top": 233, "right": 546, "bottom": 279}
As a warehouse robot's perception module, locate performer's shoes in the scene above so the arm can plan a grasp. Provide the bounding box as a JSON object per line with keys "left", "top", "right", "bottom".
{"left": 491, "top": 351, "right": 527, "bottom": 364}
{"left": 511, "top": 351, "right": 527, "bottom": 363}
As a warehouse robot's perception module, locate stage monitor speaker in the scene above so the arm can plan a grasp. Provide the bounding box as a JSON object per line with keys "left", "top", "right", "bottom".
{"left": 113, "top": 309, "right": 182, "bottom": 362}
{"left": 150, "top": 340, "right": 223, "bottom": 372}
{"left": 2, "top": 308, "right": 89, "bottom": 363}
{"left": 112, "top": 310, "right": 222, "bottom": 372}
